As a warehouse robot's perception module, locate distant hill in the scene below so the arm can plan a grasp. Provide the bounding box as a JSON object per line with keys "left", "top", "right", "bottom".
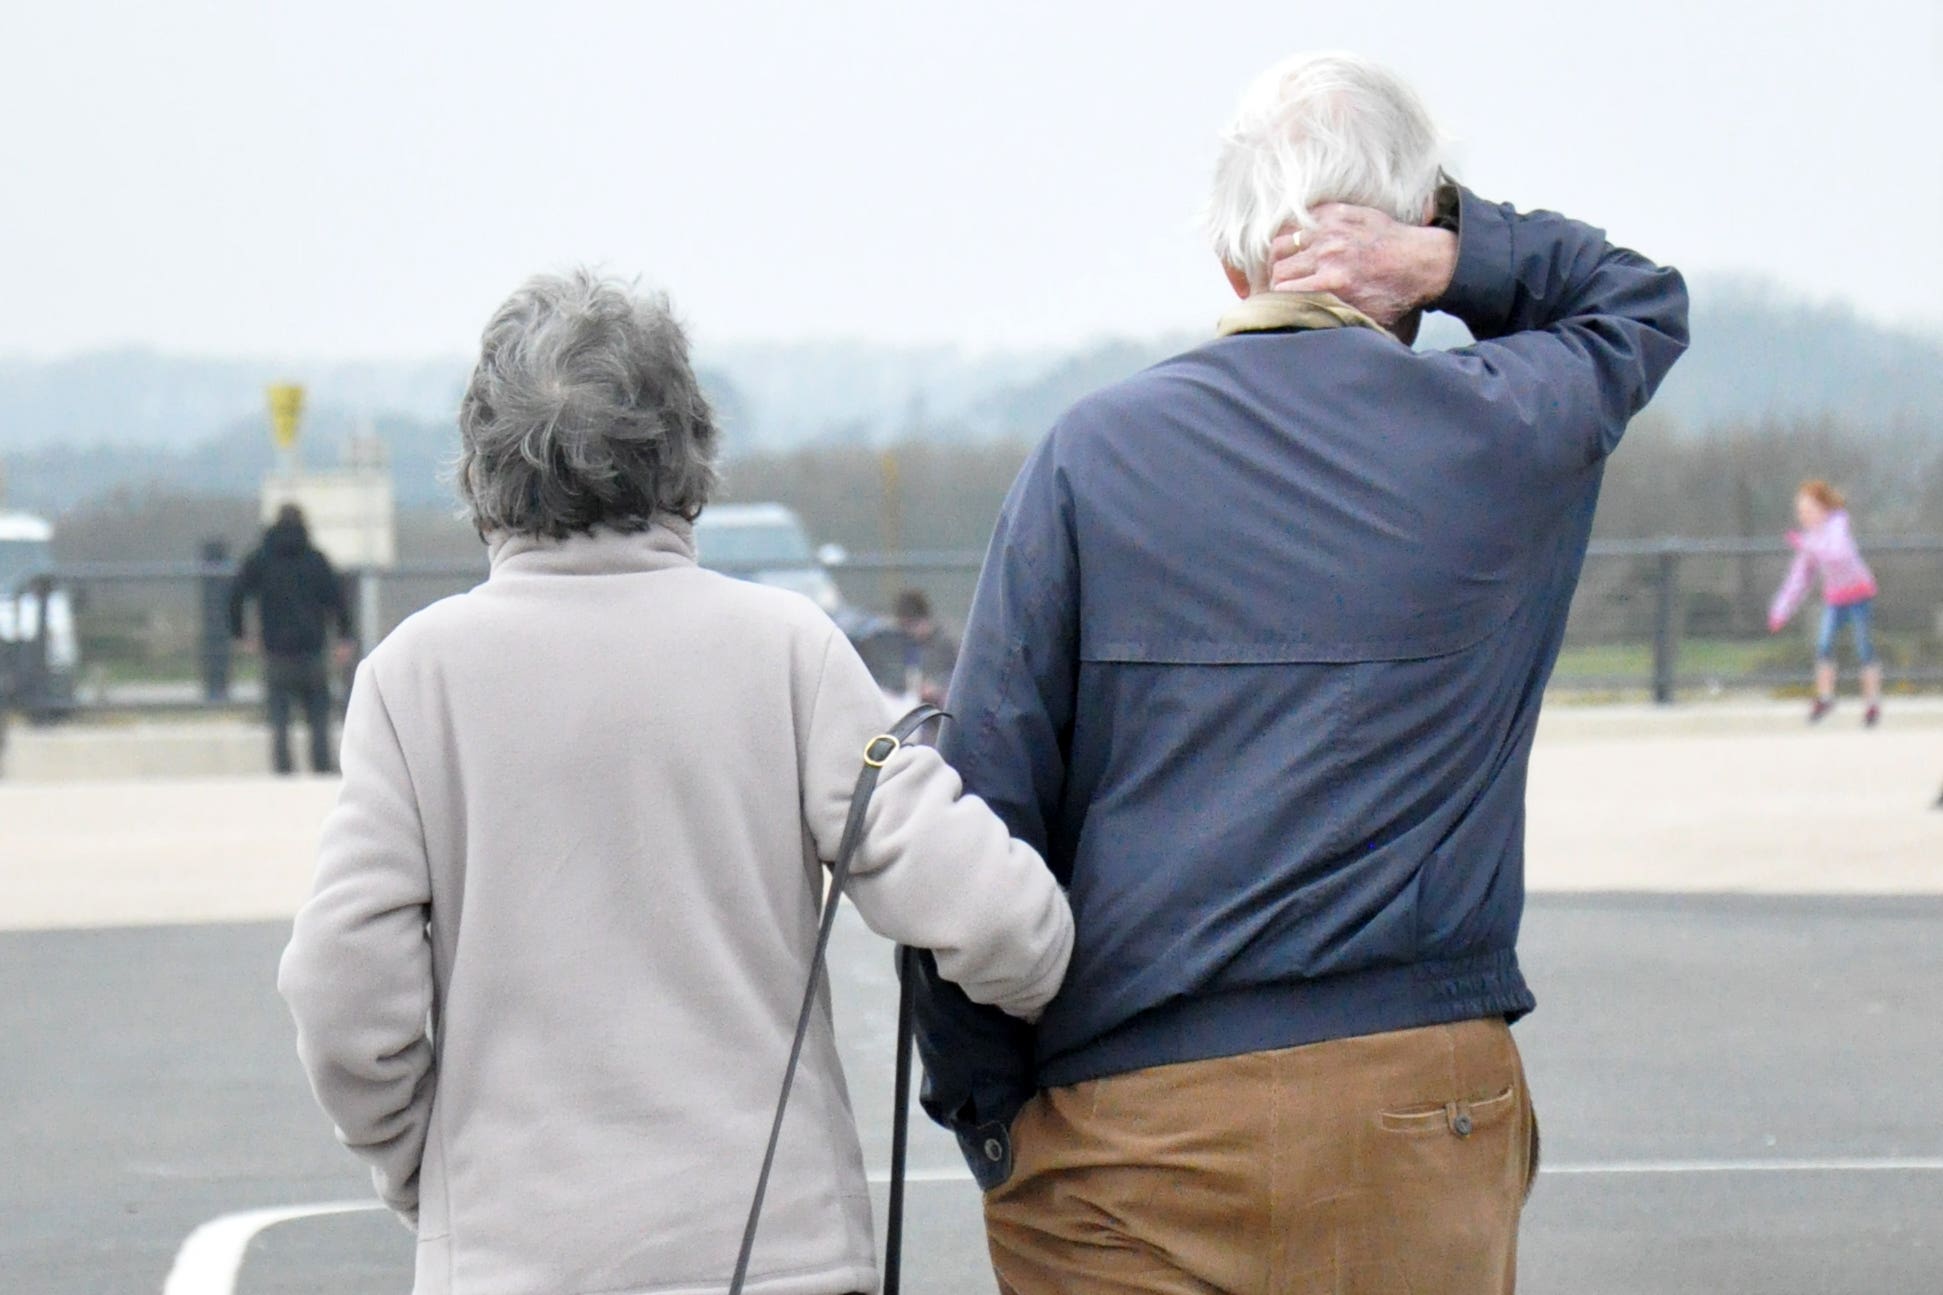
{"left": 0, "top": 350, "right": 468, "bottom": 452}
{"left": 0, "top": 411, "right": 470, "bottom": 513}
{"left": 1, "top": 276, "right": 1937, "bottom": 515}
{"left": 963, "top": 285, "right": 1943, "bottom": 445}
{"left": 1657, "top": 280, "right": 1943, "bottom": 431}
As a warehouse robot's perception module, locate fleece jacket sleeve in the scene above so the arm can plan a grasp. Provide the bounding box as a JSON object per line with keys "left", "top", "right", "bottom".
{"left": 278, "top": 662, "right": 436, "bottom": 1227}
{"left": 798, "top": 628, "right": 1073, "bottom": 1022}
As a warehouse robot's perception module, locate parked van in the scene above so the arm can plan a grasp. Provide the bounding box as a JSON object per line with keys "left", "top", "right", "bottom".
{"left": 0, "top": 512, "right": 80, "bottom": 714}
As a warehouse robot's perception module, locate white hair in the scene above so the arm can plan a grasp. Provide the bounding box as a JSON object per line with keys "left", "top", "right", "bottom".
{"left": 1204, "top": 52, "right": 1444, "bottom": 283}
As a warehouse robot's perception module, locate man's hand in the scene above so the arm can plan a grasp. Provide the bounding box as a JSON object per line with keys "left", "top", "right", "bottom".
{"left": 1267, "top": 204, "right": 1458, "bottom": 327}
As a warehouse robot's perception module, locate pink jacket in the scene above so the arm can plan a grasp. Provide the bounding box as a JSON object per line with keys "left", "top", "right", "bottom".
{"left": 1768, "top": 510, "right": 1878, "bottom": 630}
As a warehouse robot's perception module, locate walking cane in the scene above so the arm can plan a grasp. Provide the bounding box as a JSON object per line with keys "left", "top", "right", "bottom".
{"left": 730, "top": 705, "right": 945, "bottom": 1295}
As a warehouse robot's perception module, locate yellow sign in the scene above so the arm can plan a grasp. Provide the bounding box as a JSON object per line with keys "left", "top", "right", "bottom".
{"left": 267, "top": 382, "right": 306, "bottom": 450}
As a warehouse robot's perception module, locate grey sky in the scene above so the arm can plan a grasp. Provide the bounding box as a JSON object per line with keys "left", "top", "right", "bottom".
{"left": 3, "top": 0, "right": 1938, "bottom": 360}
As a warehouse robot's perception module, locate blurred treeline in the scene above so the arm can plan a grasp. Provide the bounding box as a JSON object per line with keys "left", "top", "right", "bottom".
{"left": 726, "top": 412, "right": 1943, "bottom": 650}
{"left": 1593, "top": 413, "right": 1941, "bottom": 539}
{"left": 720, "top": 411, "right": 1943, "bottom": 560}
{"left": 32, "top": 407, "right": 1943, "bottom": 693}
{"left": 46, "top": 408, "right": 1943, "bottom": 580}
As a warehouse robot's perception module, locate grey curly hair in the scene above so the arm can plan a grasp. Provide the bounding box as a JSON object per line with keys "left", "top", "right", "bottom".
{"left": 456, "top": 269, "right": 719, "bottom": 538}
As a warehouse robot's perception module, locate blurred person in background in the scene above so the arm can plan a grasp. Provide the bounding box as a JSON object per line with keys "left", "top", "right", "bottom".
{"left": 277, "top": 270, "right": 1072, "bottom": 1295}
{"left": 893, "top": 588, "right": 958, "bottom": 706}
{"left": 1767, "top": 478, "right": 1883, "bottom": 726}
{"left": 912, "top": 51, "right": 1688, "bottom": 1294}
{"left": 229, "top": 504, "right": 353, "bottom": 775}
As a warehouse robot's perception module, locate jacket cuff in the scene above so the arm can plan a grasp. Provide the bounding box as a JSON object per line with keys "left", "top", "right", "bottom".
{"left": 1434, "top": 186, "right": 1516, "bottom": 338}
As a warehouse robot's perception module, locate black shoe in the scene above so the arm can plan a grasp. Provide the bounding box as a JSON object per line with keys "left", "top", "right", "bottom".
{"left": 1808, "top": 698, "right": 1834, "bottom": 723}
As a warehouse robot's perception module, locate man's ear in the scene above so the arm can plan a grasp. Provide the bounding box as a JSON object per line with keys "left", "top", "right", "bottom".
{"left": 1222, "top": 262, "right": 1252, "bottom": 300}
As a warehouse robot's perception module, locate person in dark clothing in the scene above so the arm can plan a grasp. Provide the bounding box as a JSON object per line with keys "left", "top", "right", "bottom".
{"left": 893, "top": 588, "right": 959, "bottom": 706}
{"left": 909, "top": 52, "right": 1688, "bottom": 1293}
{"left": 229, "top": 505, "right": 353, "bottom": 774}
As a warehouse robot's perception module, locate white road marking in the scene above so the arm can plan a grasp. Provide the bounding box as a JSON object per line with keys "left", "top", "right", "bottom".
{"left": 162, "top": 1201, "right": 376, "bottom": 1295}
{"left": 1544, "top": 1156, "right": 1943, "bottom": 1175}
{"left": 163, "top": 1157, "right": 1943, "bottom": 1293}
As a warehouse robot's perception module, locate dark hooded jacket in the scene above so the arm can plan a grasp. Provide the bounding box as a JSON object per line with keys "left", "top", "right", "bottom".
{"left": 229, "top": 515, "right": 351, "bottom": 656}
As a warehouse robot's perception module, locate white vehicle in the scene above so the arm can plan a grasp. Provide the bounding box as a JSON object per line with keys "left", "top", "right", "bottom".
{"left": 0, "top": 511, "right": 80, "bottom": 711}
{"left": 693, "top": 503, "right": 846, "bottom": 615}
{"left": 693, "top": 503, "right": 919, "bottom": 697}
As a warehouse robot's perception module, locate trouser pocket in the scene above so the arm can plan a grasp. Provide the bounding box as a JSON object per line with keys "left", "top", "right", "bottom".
{"left": 1378, "top": 1081, "right": 1519, "bottom": 1137}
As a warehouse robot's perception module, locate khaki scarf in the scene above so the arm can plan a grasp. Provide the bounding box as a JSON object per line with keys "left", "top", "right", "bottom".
{"left": 1214, "top": 291, "right": 1383, "bottom": 338}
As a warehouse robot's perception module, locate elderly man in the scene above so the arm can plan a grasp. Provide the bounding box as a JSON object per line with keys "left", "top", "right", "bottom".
{"left": 911, "top": 52, "right": 1688, "bottom": 1292}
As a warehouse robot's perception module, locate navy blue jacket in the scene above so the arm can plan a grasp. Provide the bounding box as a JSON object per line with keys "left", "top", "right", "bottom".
{"left": 910, "top": 188, "right": 1690, "bottom": 1187}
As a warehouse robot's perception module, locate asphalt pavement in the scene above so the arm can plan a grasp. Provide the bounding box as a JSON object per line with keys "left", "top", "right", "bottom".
{"left": 4, "top": 894, "right": 1940, "bottom": 1294}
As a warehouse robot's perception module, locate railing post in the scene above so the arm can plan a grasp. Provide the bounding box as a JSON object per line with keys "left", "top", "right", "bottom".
{"left": 20, "top": 575, "right": 55, "bottom": 720}
{"left": 0, "top": 629, "right": 11, "bottom": 766}
{"left": 1652, "top": 545, "right": 1681, "bottom": 705}
{"left": 198, "top": 538, "right": 233, "bottom": 703}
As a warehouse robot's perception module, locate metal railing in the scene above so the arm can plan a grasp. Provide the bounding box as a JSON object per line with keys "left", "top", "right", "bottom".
{"left": 1557, "top": 537, "right": 1943, "bottom": 701}
{"left": 7, "top": 536, "right": 1941, "bottom": 719}
{"left": 828, "top": 537, "right": 1943, "bottom": 703}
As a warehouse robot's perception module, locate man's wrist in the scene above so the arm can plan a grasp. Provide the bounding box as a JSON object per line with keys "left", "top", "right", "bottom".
{"left": 1429, "top": 185, "right": 1518, "bottom": 335}
{"left": 1409, "top": 225, "right": 1459, "bottom": 311}
{"left": 1410, "top": 176, "right": 1462, "bottom": 307}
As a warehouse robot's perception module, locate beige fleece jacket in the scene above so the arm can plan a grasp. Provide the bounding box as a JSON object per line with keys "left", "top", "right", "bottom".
{"left": 278, "top": 521, "right": 1072, "bottom": 1295}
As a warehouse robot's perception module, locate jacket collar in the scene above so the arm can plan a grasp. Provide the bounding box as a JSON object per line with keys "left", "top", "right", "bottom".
{"left": 1215, "top": 290, "right": 1385, "bottom": 338}
{"left": 487, "top": 519, "right": 698, "bottom": 579}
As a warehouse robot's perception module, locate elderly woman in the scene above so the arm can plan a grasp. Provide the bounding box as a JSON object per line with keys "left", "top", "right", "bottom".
{"left": 278, "top": 271, "right": 1073, "bottom": 1295}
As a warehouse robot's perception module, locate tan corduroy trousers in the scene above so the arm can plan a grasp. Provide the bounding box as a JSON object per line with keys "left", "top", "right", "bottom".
{"left": 984, "top": 1018, "right": 1538, "bottom": 1295}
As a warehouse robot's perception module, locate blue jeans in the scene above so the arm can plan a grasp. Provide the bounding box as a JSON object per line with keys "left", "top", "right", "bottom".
{"left": 1817, "top": 600, "right": 1876, "bottom": 665}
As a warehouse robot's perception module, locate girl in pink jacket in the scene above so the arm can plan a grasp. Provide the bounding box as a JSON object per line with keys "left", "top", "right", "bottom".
{"left": 1768, "top": 479, "right": 1881, "bottom": 725}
